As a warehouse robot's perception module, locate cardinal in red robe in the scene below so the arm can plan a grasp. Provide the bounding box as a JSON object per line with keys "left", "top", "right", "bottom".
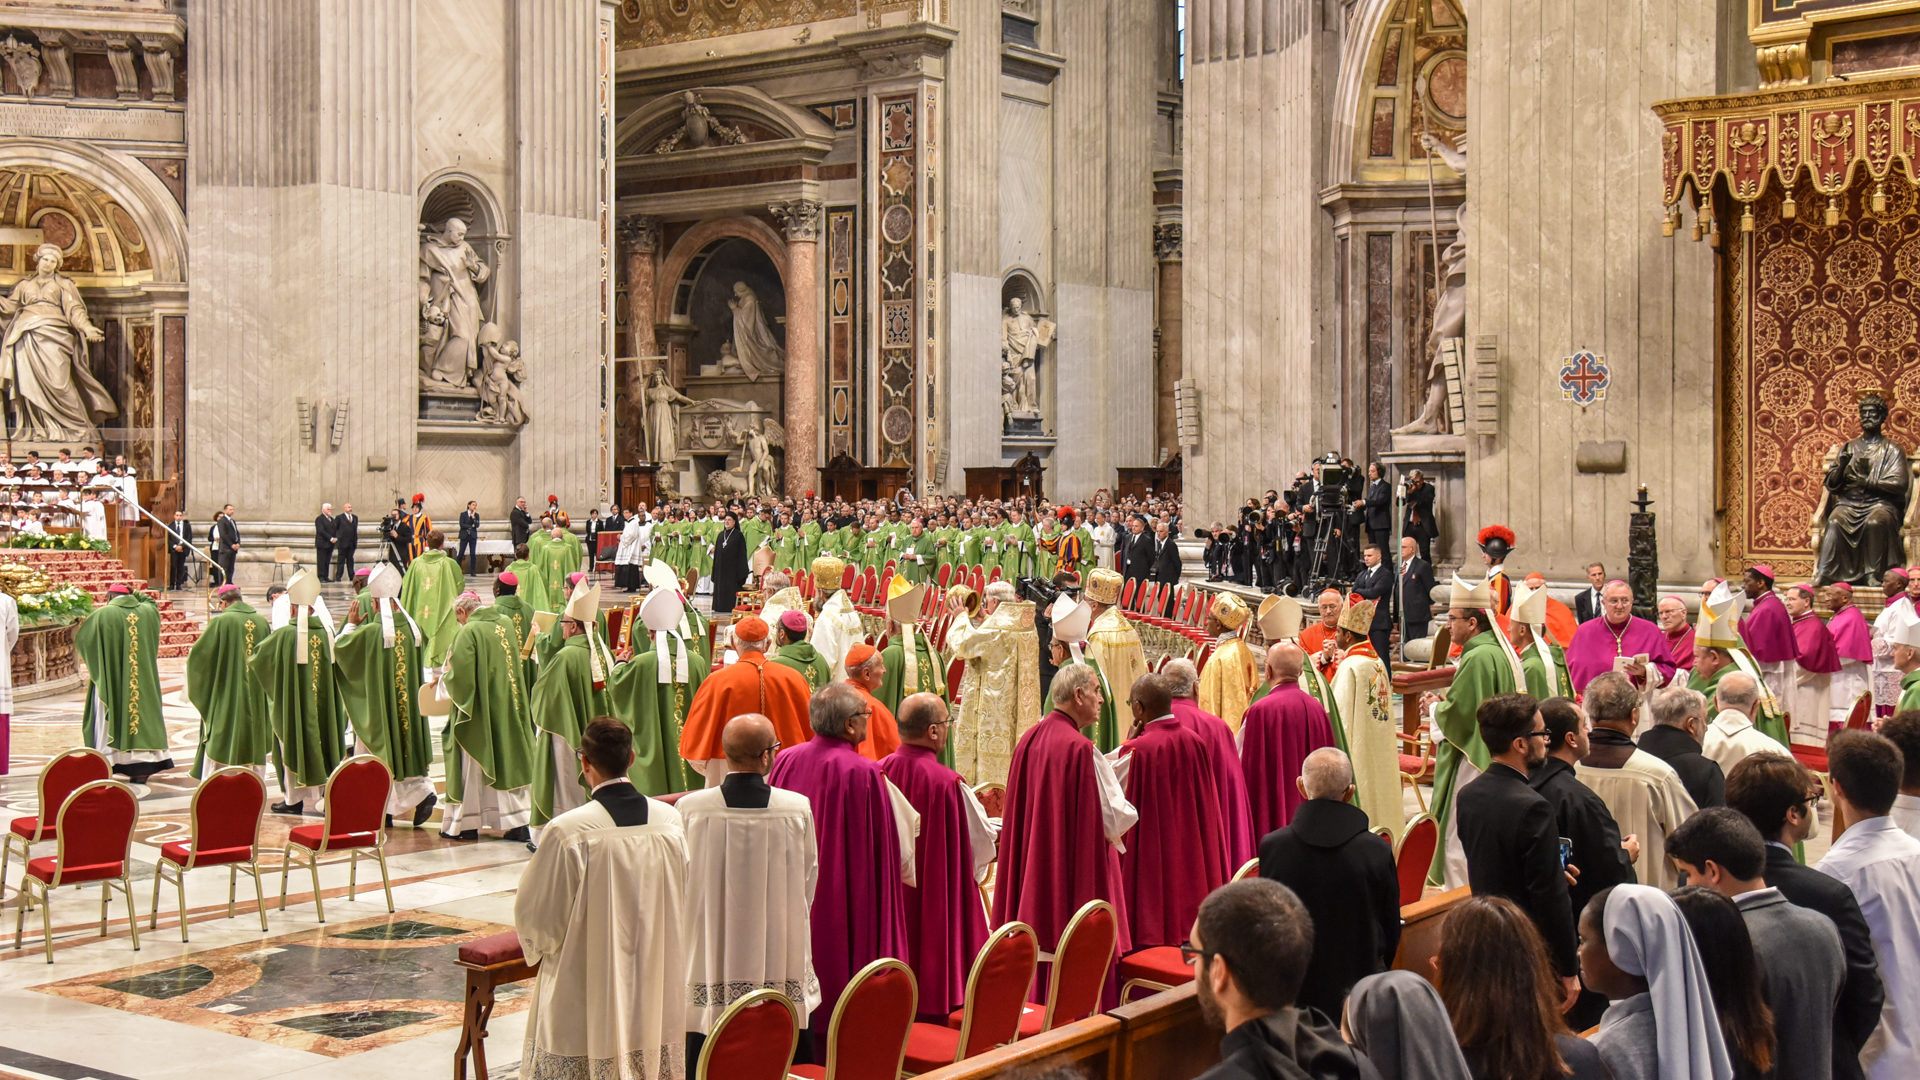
{"left": 769, "top": 683, "right": 915, "bottom": 1036}
{"left": 1238, "top": 643, "right": 1335, "bottom": 837}
{"left": 1115, "top": 675, "right": 1229, "bottom": 949}
{"left": 878, "top": 694, "right": 997, "bottom": 1019}
{"left": 843, "top": 643, "right": 902, "bottom": 761}
{"left": 679, "top": 616, "right": 813, "bottom": 786}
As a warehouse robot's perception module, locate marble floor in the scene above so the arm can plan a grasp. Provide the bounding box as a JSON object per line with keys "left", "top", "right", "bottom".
{"left": 0, "top": 661, "right": 536, "bottom": 1080}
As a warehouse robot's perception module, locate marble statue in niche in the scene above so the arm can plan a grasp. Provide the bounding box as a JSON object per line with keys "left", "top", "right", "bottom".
{"left": 0, "top": 242, "right": 117, "bottom": 441}
{"left": 644, "top": 367, "right": 696, "bottom": 463}
{"left": 728, "top": 282, "right": 785, "bottom": 379}
{"left": 419, "top": 217, "right": 491, "bottom": 388}
{"left": 1393, "top": 134, "right": 1467, "bottom": 437}
{"left": 476, "top": 323, "right": 527, "bottom": 426}
{"left": 1001, "top": 296, "right": 1054, "bottom": 432}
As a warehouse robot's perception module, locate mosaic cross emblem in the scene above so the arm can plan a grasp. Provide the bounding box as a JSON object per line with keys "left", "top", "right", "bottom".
{"left": 1559, "top": 349, "right": 1610, "bottom": 406}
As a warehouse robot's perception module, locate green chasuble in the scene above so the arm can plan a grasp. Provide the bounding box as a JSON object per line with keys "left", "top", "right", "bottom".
{"left": 606, "top": 646, "right": 707, "bottom": 794}
{"left": 771, "top": 641, "right": 832, "bottom": 691}
{"left": 489, "top": 594, "right": 537, "bottom": 688}
{"left": 442, "top": 609, "right": 536, "bottom": 802}
{"left": 332, "top": 615, "right": 433, "bottom": 782}
{"left": 1035, "top": 526, "right": 1061, "bottom": 580}
{"left": 400, "top": 549, "right": 466, "bottom": 666}
{"left": 931, "top": 528, "right": 957, "bottom": 576}
{"left": 961, "top": 527, "right": 986, "bottom": 568}
{"left": 75, "top": 594, "right": 167, "bottom": 755}
{"left": 898, "top": 533, "right": 938, "bottom": 585}
{"left": 1521, "top": 641, "right": 1574, "bottom": 700}
{"left": 504, "top": 558, "right": 544, "bottom": 612}
{"left": 772, "top": 526, "right": 801, "bottom": 572}
{"left": 860, "top": 530, "right": 885, "bottom": 572}
{"left": 531, "top": 534, "right": 582, "bottom": 613}
{"left": 799, "top": 521, "right": 822, "bottom": 567}
{"left": 528, "top": 634, "right": 610, "bottom": 826}
{"left": 1002, "top": 522, "right": 1034, "bottom": 579}
{"left": 1045, "top": 656, "right": 1123, "bottom": 751}
{"left": 248, "top": 615, "right": 346, "bottom": 789}
{"left": 692, "top": 519, "right": 719, "bottom": 577}
{"left": 742, "top": 517, "right": 772, "bottom": 560}
{"left": 1427, "top": 631, "right": 1518, "bottom": 886}
{"left": 1902, "top": 669, "right": 1920, "bottom": 713}
{"left": 1071, "top": 526, "right": 1096, "bottom": 578}
{"left": 185, "top": 600, "right": 273, "bottom": 777}
{"left": 878, "top": 634, "right": 947, "bottom": 715}
{"left": 1691, "top": 648, "right": 1790, "bottom": 746}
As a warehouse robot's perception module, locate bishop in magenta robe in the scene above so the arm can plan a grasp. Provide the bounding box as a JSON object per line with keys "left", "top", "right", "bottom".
{"left": 1168, "top": 668, "right": 1255, "bottom": 868}
{"left": 1565, "top": 599, "right": 1679, "bottom": 693}
{"left": 1737, "top": 568, "right": 1798, "bottom": 664}
{"left": 877, "top": 694, "right": 998, "bottom": 1019}
{"left": 1830, "top": 591, "right": 1873, "bottom": 664}
{"left": 1116, "top": 677, "right": 1228, "bottom": 949}
{"left": 1238, "top": 652, "right": 1336, "bottom": 838}
{"left": 992, "top": 663, "right": 1137, "bottom": 967}
{"left": 768, "top": 684, "right": 916, "bottom": 1036}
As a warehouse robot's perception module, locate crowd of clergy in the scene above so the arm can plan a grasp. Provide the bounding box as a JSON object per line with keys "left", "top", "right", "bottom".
{"left": 48, "top": 502, "right": 1920, "bottom": 1080}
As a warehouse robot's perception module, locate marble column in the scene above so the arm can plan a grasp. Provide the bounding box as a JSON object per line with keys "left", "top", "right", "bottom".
{"left": 619, "top": 214, "right": 661, "bottom": 359}
{"left": 1153, "top": 221, "right": 1183, "bottom": 463}
{"left": 771, "top": 200, "right": 821, "bottom": 497}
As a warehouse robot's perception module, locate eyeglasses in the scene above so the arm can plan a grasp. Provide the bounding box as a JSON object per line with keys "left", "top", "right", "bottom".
{"left": 1179, "top": 941, "right": 1211, "bottom": 966}
{"left": 1525, "top": 729, "right": 1552, "bottom": 740}
{"left": 760, "top": 742, "right": 782, "bottom": 756}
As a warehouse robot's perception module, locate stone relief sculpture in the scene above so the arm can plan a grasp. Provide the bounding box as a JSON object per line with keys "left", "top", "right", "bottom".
{"left": 727, "top": 282, "right": 785, "bottom": 380}
{"left": 644, "top": 368, "right": 696, "bottom": 463}
{"left": 418, "top": 217, "right": 491, "bottom": 388}
{"left": 735, "top": 417, "right": 785, "bottom": 497}
{"left": 1000, "top": 296, "right": 1054, "bottom": 431}
{"left": 476, "top": 323, "right": 527, "bottom": 426}
{"left": 1811, "top": 392, "right": 1920, "bottom": 584}
{"left": 1393, "top": 134, "right": 1467, "bottom": 437}
{"left": 651, "top": 90, "right": 749, "bottom": 153}
{"left": 0, "top": 242, "right": 117, "bottom": 441}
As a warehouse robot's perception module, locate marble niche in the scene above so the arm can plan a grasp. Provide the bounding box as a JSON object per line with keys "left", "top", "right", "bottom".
{"left": 416, "top": 180, "right": 525, "bottom": 435}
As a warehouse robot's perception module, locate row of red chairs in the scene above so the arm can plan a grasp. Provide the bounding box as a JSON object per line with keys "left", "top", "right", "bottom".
{"left": 3, "top": 748, "right": 399, "bottom": 962}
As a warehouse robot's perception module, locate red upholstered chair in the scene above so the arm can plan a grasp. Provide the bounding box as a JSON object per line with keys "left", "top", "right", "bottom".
{"left": 278, "top": 755, "right": 395, "bottom": 922}
{"left": 987, "top": 565, "right": 1002, "bottom": 583}
{"left": 937, "top": 563, "right": 953, "bottom": 588}
{"left": 1116, "top": 943, "right": 1191, "bottom": 1002}
{"left": 1845, "top": 689, "right": 1873, "bottom": 730}
{"left": 3, "top": 747, "right": 110, "bottom": 895}
{"left": 904, "top": 922, "right": 1039, "bottom": 1071}
{"left": 1394, "top": 814, "right": 1438, "bottom": 907}
{"left": 150, "top": 767, "right": 270, "bottom": 941}
{"left": 695, "top": 988, "right": 799, "bottom": 1080}
{"left": 788, "top": 957, "right": 917, "bottom": 1080}
{"left": 971, "top": 782, "right": 1005, "bottom": 821}
{"left": 454, "top": 931, "right": 538, "bottom": 1080}
{"left": 1023, "top": 899, "right": 1117, "bottom": 1036}
{"left": 1120, "top": 578, "right": 1138, "bottom": 610}
{"left": 1397, "top": 727, "right": 1435, "bottom": 812}
{"left": 840, "top": 565, "right": 857, "bottom": 592}
{"left": 947, "top": 657, "right": 966, "bottom": 703}
{"left": 1233, "top": 857, "right": 1260, "bottom": 881}
{"left": 12, "top": 778, "right": 140, "bottom": 963}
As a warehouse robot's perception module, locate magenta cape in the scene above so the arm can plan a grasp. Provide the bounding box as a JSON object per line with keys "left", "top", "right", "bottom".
{"left": 1791, "top": 614, "right": 1843, "bottom": 674}
{"left": 993, "top": 710, "right": 1131, "bottom": 960}
{"left": 1830, "top": 605, "right": 1873, "bottom": 663}
{"left": 1566, "top": 615, "right": 1678, "bottom": 693}
{"left": 1238, "top": 683, "right": 1335, "bottom": 838}
{"left": 1172, "top": 697, "right": 1256, "bottom": 867}
{"left": 770, "top": 735, "right": 910, "bottom": 1031}
{"left": 1118, "top": 718, "right": 1230, "bottom": 949}
{"left": 1739, "top": 591, "right": 1797, "bottom": 663}
{"left": 1665, "top": 625, "right": 1696, "bottom": 672}
{"left": 878, "top": 744, "right": 990, "bottom": 1018}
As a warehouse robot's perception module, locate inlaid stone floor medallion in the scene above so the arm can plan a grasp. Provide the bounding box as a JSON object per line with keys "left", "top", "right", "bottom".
{"left": 29, "top": 911, "right": 526, "bottom": 1056}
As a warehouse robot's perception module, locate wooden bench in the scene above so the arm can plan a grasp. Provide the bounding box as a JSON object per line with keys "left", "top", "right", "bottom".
{"left": 454, "top": 931, "right": 538, "bottom": 1080}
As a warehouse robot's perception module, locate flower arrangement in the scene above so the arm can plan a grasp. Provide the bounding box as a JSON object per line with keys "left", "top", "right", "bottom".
{"left": 7, "top": 532, "right": 110, "bottom": 552}
{"left": 0, "top": 561, "right": 96, "bottom": 626}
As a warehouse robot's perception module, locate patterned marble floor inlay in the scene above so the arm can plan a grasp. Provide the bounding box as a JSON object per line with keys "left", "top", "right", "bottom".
{"left": 29, "top": 911, "right": 526, "bottom": 1057}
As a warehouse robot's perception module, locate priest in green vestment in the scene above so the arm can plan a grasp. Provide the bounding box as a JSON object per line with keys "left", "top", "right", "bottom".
{"left": 249, "top": 571, "right": 346, "bottom": 813}
{"left": 437, "top": 593, "right": 535, "bottom": 841}
{"left": 742, "top": 507, "right": 774, "bottom": 566}
{"left": 76, "top": 583, "right": 170, "bottom": 781}
{"left": 878, "top": 578, "right": 946, "bottom": 715}
{"left": 769, "top": 609, "right": 832, "bottom": 691}
{"left": 1691, "top": 587, "right": 1790, "bottom": 746}
{"left": 527, "top": 581, "right": 611, "bottom": 832}
{"left": 1426, "top": 574, "right": 1525, "bottom": 888}
{"left": 488, "top": 569, "right": 537, "bottom": 689}
{"left": 400, "top": 529, "right": 465, "bottom": 667}
{"left": 333, "top": 564, "right": 437, "bottom": 824}
{"left": 503, "top": 546, "right": 544, "bottom": 613}
{"left": 1510, "top": 583, "right": 1574, "bottom": 700}
{"left": 897, "top": 518, "right": 937, "bottom": 585}
{"left": 798, "top": 512, "right": 823, "bottom": 568}
{"left": 529, "top": 522, "right": 582, "bottom": 615}
{"left": 605, "top": 584, "right": 707, "bottom": 793}
{"left": 186, "top": 585, "right": 273, "bottom": 780}
{"left": 1002, "top": 508, "right": 1035, "bottom": 580}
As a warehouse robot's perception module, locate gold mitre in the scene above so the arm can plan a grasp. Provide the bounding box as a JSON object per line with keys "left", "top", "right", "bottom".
{"left": 1256, "top": 594, "right": 1302, "bottom": 641}
{"left": 810, "top": 555, "right": 847, "bottom": 593}
{"left": 886, "top": 574, "right": 925, "bottom": 624}
{"left": 1448, "top": 573, "right": 1493, "bottom": 611}
{"left": 1084, "top": 568, "right": 1124, "bottom": 607}
{"left": 1211, "top": 591, "right": 1251, "bottom": 631}
{"left": 947, "top": 582, "right": 981, "bottom": 618}
{"left": 1337, "top": 594, "right": 1376, "bottom": 635}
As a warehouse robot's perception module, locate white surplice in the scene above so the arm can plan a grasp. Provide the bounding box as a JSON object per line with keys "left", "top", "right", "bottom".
{"left": 678, "top": 785, "right": 821, "bottom": 1033}
{"left": 1577, "top": 751, "right": 1699, "bottom": 891}
{"left": 515, "top": 797, "right": 689, "bottom": 1080}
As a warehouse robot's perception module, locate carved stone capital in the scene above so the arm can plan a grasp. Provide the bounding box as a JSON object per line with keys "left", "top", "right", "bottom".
{"left": 1153, "top": 222, "right": 1183, "bottom": 262}
{"left": 618, "top": 214, "right": 662, "bottom": 254}
{"left": 137, "top": 36, "right": 176, "bottom": 101}
{"left": 770, "top": 200, "right": 824, "bottom": 242}
{"left": 104, "top": 38, "right": 138, "bottom": 100}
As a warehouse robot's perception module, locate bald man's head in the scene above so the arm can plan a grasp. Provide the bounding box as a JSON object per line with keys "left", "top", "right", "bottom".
{"left": 1130, "top": 673, "right": 1173, "bottom": 719}
{"left": 1299, "top": 747, "right": 1354, "bottom": 801}
{"left": 1266, "top": 642, "right": 1305, "bottom": 683}
{"left": 897, "top": 693, "right": 948, "bottom": 738}
{"left": 721, "top": 713, "right": 779, "bottom": 772}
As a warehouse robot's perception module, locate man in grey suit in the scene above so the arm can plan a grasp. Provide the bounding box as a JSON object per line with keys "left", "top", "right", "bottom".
{"left": 1671, "top": 807, "right": 1846, "bottom": 1080}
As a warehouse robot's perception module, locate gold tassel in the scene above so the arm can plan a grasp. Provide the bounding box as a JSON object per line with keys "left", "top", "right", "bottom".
{"left": 1741, "top": 204, "right": 1755, "bottom": 232}
{"left": 1873, "top": 183, "right": 1887, "bottom": 214}
{"left": 1826, "top": 198, "right": 1841, "bottom": 227}
{"left": 1783, "top": 193, "right": 1797, "bottom": 219}
{"left": 1662, "top": 205, "right": 1677, "bottom": 237}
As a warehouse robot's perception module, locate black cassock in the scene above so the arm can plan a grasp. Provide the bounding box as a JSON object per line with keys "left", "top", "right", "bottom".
{"left": 710, "top": 526, "right": 749, "bottom": 614}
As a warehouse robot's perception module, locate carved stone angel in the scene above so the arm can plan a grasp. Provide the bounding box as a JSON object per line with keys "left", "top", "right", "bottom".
{"left": 736, "top": 417, "right": 785, "bottom": 497}
{"left": 476, "top": 323, "right": 527, "bottom": 426}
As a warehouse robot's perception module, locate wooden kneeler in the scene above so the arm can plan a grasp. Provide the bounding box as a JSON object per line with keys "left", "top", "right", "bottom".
{"left": 454, "top": 931, "right": 539, "bottom": 1080}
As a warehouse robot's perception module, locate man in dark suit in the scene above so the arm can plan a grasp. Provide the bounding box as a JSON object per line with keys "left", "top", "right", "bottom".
{"left": 1639, "top": 685, "right": 1725, "bottom": 809}
{"left": 213, "top": 503, "right": 240, "bottom": 586}
{"left": 509, "top": 496, "right": 533, "bottom": 549}
{"left": 1361, "top": 464, "right": 1392, "bottom": 549}
{"left": 1258, "top": 746, "right": 1400, "bottom": 1018}
{"left": 1121, "top": 514, "right": 1154, "bottom": 583}
{"left": 313, "top": 503, "right": 337, "bottom": 582}
{"left": 332, "top": 503, "right": 359, "bottom": 581}
{"left": 1395, "top": 536, "right": 1433, "bottom": 660}
{"left": 1727, "top": 752, "right": 1884, "bottom": 1080}
{"left": 1401, "top": 469, "right": 1437, "bottom": 563}
{"left": 1574, "top": 562, "right": 1607, "bottom": 623}
{"left": 166, "top": 509, "right": 194, "bottom": 590}
{"left": 1150, "top": 520, "right": 1182, "bottom": 615}
{"left": 1351, "top": 542, "right": 1393, "bottom": 660}
{"left": 1456, "top": 692, "right": 1580, "bottom": 1010}
{"left": 458, "top": 500, "right": 481, "bottom": 574}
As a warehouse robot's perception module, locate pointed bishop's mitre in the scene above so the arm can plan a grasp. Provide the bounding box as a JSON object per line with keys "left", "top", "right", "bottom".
{"left": 286, "top": 568, "right": 322, "bottom": 607}
{"left": 1257, "top": 594, "right": 1302, "bottom": 641}
{"left": 563, "top": 579, "right": 601, "bottom": 624}
{"left": 641, "top": 585, "right": 684, "bottom": 632}
{"left": 1448, "top": 573, "right": 1492, "bottom": 610}
{"left": 1050, "top": 593, "right": 1092, "bottom": 644}
{"left": 1695, "top": 582, "right": 1745, "bottom": 649}
{"left": 1891, "top": 602, "right": 1920, "bottom": 650}
{"left": 644, "top": 559, "right": 678, "bottom": 591}
{"left": 367, "top": 563, "right": 402, "bottom": 601}
{"left": 886, "top": 575, "right": 924, "bottom": 625}
{"left": 1511, "top": 582, "right": 1547, "bottom": 628}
